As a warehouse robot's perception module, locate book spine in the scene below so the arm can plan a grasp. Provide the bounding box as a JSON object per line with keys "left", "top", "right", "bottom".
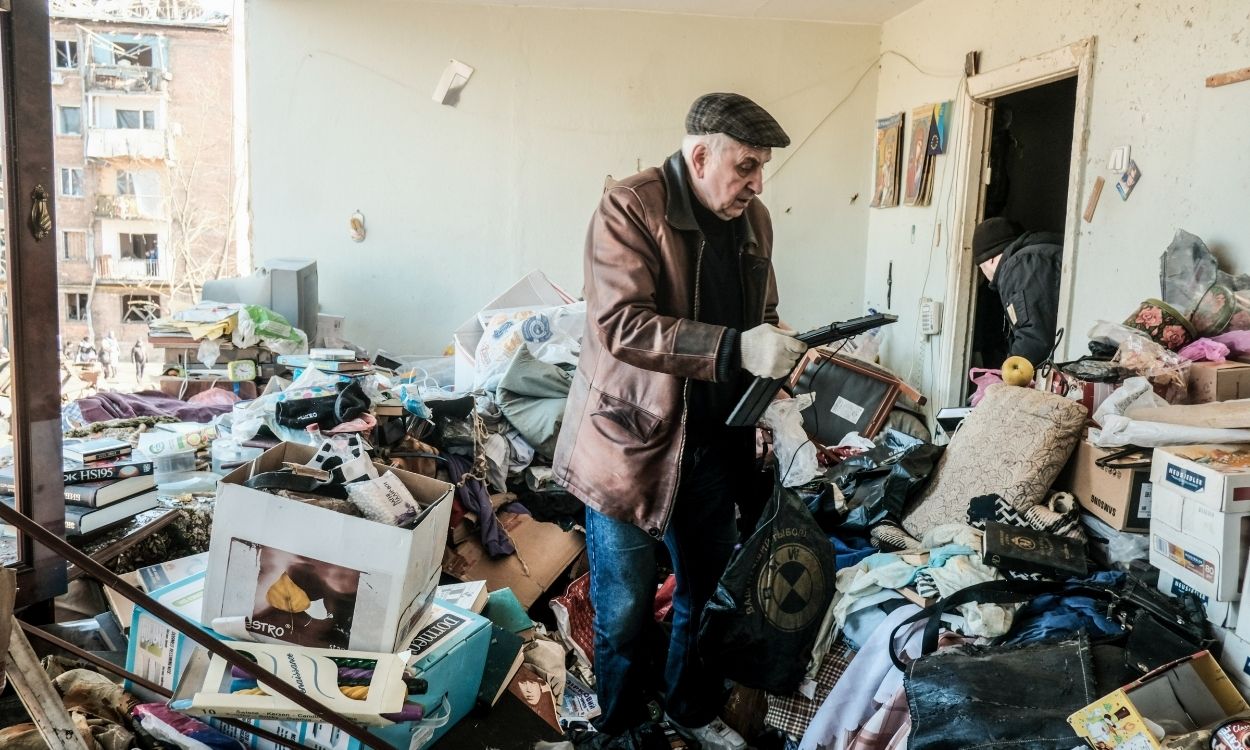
{"left": 63, "top": 462, "right": 153, "bottom": 485}
{"left": 72, "top": 447, "right": 131, "bottom": 463}
{"left": 64, "top": 485, "right": 100, "bottom": 508}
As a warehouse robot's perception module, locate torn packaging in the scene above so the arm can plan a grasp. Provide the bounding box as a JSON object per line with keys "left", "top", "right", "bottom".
{"left": 442, "top": 512, "right": 585, "bottom": 609}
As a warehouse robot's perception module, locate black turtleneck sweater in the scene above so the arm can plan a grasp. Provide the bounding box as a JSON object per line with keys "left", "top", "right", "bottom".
{"left": 686, "top": 183, "right": 748, "bottom": 444}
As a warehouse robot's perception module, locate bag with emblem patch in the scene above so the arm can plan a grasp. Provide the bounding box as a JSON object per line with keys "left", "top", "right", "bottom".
{"left": 697, "top": 482, "right": 836, "bottom": 693}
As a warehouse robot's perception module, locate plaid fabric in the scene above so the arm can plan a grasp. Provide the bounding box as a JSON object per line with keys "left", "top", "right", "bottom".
{"left": 685, "top": 93, "right": 791, "bottom": 148}
{"left": 764, "top": 636, "right": 856, "bottom": 738}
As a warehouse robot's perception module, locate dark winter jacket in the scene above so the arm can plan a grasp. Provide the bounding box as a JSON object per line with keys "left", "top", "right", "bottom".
{"left": 991, "top": 231, "right": 1063, "bottom": 365}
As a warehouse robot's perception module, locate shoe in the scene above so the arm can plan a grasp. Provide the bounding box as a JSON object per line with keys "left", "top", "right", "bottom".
{"left": 664, "top": 715, "right": 747, "bottom": 750}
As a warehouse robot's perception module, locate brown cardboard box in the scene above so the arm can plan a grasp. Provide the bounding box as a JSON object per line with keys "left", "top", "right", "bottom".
{"left": 442, "top": 512, "right": 585, "bottom": 608}
{"left": 1188, "top": 361, "right": 1250, "bottom": 404}
{"left": 1058, "top": 439, "right": 1152, "bottom": 532}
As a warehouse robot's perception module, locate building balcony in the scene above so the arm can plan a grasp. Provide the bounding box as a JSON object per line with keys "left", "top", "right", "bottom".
{"left": 95, "top": 194, "right": 164, "bottom": 221}
{"left": 85, "top": 128, "right": 169, "bottom": 160}
{"left": 86, "top": 64, "right": 167, "bottom": 94}
{"left": 94, "top": 254, "right": 171, "bottom": 282}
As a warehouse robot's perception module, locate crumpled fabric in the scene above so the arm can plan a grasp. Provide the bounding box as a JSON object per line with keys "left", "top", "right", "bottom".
{"left": 833, "top": 553, "right": 920, "bottom": 630}
{"left": 523, "top": 632, "right": 569, "bottom": 704}
{"left": 1002, "top": 570, "right": 1125, "bottom": 646}
{"left": 445, "top": 452, "right": 520, "bottom": 557}
{"left": 1179, "top": 338, "right": 1230, "bottom": 363}
{"left": 496, "top": 344, "right": 573, "bottom": 460}
{"left": 913, "top": 524, "right": 1012, "bottom": 638}
{"left": 830, "top": 531, "right": 877, "bottom": 571}
{"left": 799, "top": 603, "right": 923, "bottom": 750}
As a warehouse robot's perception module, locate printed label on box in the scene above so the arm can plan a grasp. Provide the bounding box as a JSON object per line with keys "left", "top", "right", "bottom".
{"left": 1139, "top": 483, "right": 1153, "bottom": 518}
{"left": 1089, "top": 493, "right": 1119, "bottom": 519}
{"left": 409, "top": 610, "right": 468, "bottom": 658}
{"left": 132, "top": 615, "right": 183, "bottom": 687}
{"left": 1166, "top": 463, "right": 1207, "bottom": 493}
{"left": 830, "top": 396, "right": 864, "bottom": 424}
{"left": 1170, "top": 577, "right": 1209, "bottom": 605}
{"left": 1154, "top": 536, "right": 1216, "bottom": 582}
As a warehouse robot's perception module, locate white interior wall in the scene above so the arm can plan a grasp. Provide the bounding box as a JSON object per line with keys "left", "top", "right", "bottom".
{"left": 866, "top": 0, "right": 1250, "bottom": 409}
{"left": 245, "top": 0, "right": 881, "bottom": 354}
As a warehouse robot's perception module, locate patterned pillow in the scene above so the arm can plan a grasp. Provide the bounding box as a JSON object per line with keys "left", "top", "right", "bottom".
{"left": 901, "top": 384, "right": 1088, "bottom": 538}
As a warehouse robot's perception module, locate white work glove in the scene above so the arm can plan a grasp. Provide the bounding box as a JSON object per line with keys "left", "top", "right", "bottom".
{"left": 739, "top": 324, "right": 807, "bottom": 379}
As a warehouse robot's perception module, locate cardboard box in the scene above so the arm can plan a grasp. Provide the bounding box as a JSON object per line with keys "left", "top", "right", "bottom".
{"left": 203, "top": 443, "right": 454, "bottom": 653}
{"left": 1158, "top": 571, "right": 1239, "bottom": 629}
{"left": 442, "top": 511, "right": 585, "bottom": 609}
{"left": 172, "top": 642, "right": 409, "bottom": 726}
{"left": 216, "top": 601, "right": 492, "bottom": 750}
{"left": 1215, "top": 626, "right": 1250, "bottom": 694}
{"left": 107, "top": 553, "right": 209, "bottom": 633}
{"left": 124, "top": 572, "right": 219, "bottom": 692}
{"left": 1150, "top": 485, "right": 1250, "bottom": 601}
{"left": 1068, "top": 651, "right": 1249, "bottom": 749}
{"left": 1151, "top": 444, "right": 1250, "bottom": 514}
{"left": 452, "top": 270, "right": 574, "bottom": 392}
{"left": 1188, "top": 361, "right": 1250, "bottom": 404}
{"left": 1059, "top": 440, "right": 1153, "bottom": 532}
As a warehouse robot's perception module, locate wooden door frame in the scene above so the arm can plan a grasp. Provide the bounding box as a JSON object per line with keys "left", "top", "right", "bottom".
{"left": 3, "top": 0, "right": 68, "bottom": 610}
{"left": 936, "top": 38, "right": 1095, "bottom": 409}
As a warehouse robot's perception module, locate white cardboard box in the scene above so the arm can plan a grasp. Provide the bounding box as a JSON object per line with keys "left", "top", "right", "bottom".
{"left": 1150, "top": 484, "right": 1250, "bottom": 601}
{"left": 1151, "top": 444, "right": 1250, "bottom": 514}
{"left": 452, "top": 270, "right": 574, "bottom": 391}
{"left": 1158, "top": 571, "right": 1239, "bottom": 629}
{"left": 203, "top": 443, "right": 454, "bottom": 653}
{"left": 1216, "top": 626, "right": 1250, "bottom": 694}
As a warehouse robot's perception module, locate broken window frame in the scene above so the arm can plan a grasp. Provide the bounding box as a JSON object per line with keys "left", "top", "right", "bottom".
{"left": 121, "top": 293, "right": 161, "bottom": 323}
{"left": 52, "top": 37, "right": 76, "bottom": 69}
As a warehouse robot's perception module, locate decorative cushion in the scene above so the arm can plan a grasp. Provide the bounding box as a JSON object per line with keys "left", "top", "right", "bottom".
{"left": 901, "top": 384, "right": 1087, "bottom": 538}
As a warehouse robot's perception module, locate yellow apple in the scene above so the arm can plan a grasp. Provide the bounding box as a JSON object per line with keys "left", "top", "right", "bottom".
{"left": 1001, "top": 356, "right": 1035, "bottom": 387}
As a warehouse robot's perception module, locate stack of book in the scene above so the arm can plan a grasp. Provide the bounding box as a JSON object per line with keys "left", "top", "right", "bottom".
{"left": 1, "top": 438, "right": 160, "bottom": 537}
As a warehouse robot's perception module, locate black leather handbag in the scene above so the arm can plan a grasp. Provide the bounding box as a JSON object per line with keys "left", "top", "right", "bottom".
{"left": 905, "top": 633, "right": 1096, "bottom": 750}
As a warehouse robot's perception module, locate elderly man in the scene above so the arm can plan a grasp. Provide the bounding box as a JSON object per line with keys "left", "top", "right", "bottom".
{"left": 554, "top": 93, "right": 806, "bottom": 749}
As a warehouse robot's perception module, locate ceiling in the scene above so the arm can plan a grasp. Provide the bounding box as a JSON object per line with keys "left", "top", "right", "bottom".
{"left": 429, "top": 0, "right": 925, "bottom": 25}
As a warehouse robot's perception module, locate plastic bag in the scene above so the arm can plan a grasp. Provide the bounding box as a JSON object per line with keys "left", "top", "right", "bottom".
{"left": 968, "top": 368, "right": 1003, "bottom": 407}
{"left": 1091, "top": 414, "right": 1250, "bottom": 448}
{"left": 1081, "top": 513, "right": 1149, "bottom": 569}
{"left": 760, "top": 394, "right": 820, "bottom": 487}
{"left": 1093, "top": 377, "right": 1167, "bottom": 426}
{"left": 473, "top": 301, "right": 585, "bottom": 390}
{"left": 698, "top": 483, "right": 836, "bottom": 694}
{"left": 1113, "top": 334, "right": 1188, "bottom": 400}
{"left": 1178, "top": 338, "right": 1230, "bottom": 363}
{"left": 232, "top": 304, "right": 308, "bottom": 355}
{"left": 819, "top": 429, "right": 944, "bottom": 532}
{"left": 1160, "top": 229, "right": 1220, "bottom": 318}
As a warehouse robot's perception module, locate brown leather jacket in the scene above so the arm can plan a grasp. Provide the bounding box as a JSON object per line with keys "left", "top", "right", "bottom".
{"left": 552, "top": 152, "right": 779, "bottom": 537}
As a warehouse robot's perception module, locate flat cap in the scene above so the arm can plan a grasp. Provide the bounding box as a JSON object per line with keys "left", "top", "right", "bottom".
{"left": 685, "top": 92, "right": 790, "bottom": 149}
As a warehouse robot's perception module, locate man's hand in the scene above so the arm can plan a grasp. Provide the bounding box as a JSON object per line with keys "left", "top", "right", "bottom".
{"left": 740, "top": 324, "right": 807, "bottom": 379}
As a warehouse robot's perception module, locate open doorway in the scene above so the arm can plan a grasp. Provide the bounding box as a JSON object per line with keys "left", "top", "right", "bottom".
{"left": 964, "top": 76, "right": 1078, "bottom": 390}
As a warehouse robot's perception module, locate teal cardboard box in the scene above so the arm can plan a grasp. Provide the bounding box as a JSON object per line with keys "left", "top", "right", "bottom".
{"left": 125, "top": 572, "right": 223, "bottom": 692}
{"left": 231, "top": 599, "right": 491, "bottom": 750}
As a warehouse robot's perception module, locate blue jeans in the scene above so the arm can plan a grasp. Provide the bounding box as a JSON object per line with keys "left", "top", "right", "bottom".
{"left": 586, "top": 443, "right": 745, "bottom": 734}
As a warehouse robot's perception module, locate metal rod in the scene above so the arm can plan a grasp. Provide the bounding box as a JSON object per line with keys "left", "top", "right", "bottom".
{"left": 19, "top": 590, "right": 336, "bottom": 750}
{"left": 0, "top": 502, "right": 391, "bottom": 750}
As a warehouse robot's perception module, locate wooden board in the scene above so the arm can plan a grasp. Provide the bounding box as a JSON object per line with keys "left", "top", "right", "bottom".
{"left": 1207, "top": 66, "right": 1250, "bottom": 88}
{"left": 3, "top": 575, "right": 92, "bottom": 750}
{"left": 1083, "top": 176, "right": 1105, "bottom": 222}
{"left": 1126, "top": 398, "right": 1250, "bottom": 429}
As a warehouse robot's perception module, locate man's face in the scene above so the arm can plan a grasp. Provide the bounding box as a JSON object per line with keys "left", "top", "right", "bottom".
{"left": 691, "top": 139, "right": 772, "bottom": 220}
{"left": 979, "top": 255, "right": 1002, "bottom": 282}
